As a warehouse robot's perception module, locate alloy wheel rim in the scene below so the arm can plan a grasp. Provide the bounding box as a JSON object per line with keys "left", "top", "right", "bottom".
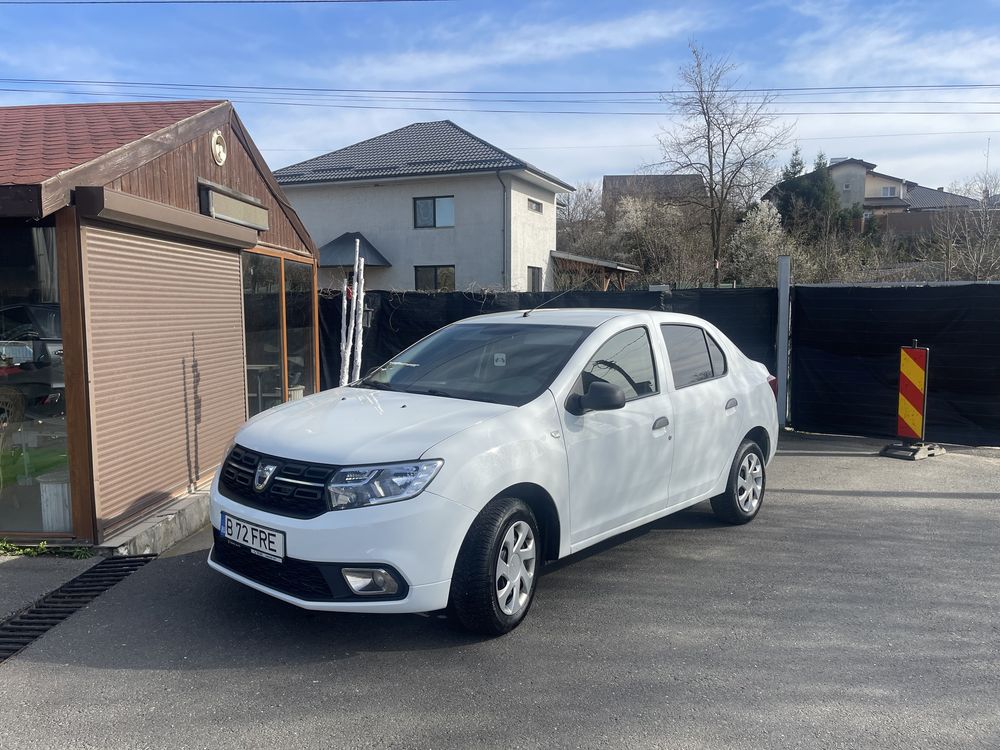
{"left": 736, "top": 452, "right": 763, "bottom": 513}
{"left": 495, "top": 520, "right": 536, "bottom": 616}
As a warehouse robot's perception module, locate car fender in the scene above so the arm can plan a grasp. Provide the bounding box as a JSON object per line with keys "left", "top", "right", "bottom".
{"left": 419, "top": 390, "right": 571, "bottom": 558}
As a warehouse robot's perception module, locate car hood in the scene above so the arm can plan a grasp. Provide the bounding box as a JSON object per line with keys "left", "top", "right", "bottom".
{"left": 234, "top": 386, "right": 512, "bottom": 465}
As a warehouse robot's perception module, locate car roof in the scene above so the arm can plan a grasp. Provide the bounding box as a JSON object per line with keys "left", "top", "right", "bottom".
{"left": 454, "top": 308, "right": 715, "bottom": 329}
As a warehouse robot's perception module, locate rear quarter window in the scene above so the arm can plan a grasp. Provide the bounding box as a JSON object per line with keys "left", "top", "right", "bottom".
{"left": 661, "top": 324, "right": 727, "bottom": 388}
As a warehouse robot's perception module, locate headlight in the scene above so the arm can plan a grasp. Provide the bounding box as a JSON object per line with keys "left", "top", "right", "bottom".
{"left": 326, "top": 460, "right": 443, "bottom": 510}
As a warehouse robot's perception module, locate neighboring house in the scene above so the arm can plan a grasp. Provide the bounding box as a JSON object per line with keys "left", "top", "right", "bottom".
{"left": 768, "top": 157, "right": 979, "bottom": 218}
{"left": 601, "top": 173, "right": 705, "bottom": 224}
{"left": 764, "top": 157, "right": 981, "bottom": 238}
{"left": 274, "top": 120, "right": 574, "bottom": 292}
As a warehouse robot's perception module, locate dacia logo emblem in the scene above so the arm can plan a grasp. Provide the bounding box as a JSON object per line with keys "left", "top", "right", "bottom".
{"left": 254, "top": 463, "right": 278, "bottom": 492}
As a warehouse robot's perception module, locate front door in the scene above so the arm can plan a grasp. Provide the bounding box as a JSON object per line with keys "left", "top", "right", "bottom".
{"left": 560, "top": 326, "right": 674, "bottom": 547}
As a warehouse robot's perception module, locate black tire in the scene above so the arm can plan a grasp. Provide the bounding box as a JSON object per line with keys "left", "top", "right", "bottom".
{"left": 449, "top": 497, "right": 540, "bottom": 636}
{"left": 710, "top": 439, "right": 766, "bottom": 525}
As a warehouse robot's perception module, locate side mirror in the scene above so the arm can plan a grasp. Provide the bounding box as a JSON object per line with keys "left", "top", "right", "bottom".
{"left": 569, "top": 381, "right": 626, "bottom": 415}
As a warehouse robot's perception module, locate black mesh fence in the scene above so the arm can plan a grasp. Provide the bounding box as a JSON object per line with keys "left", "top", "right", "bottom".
{"left": 790, "top": 283, "right": 1000, "bottom": 446}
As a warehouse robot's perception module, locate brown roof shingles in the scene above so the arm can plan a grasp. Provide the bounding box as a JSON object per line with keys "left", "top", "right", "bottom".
{"left": 0, "top": 100, "right": 225, "bottom": 185}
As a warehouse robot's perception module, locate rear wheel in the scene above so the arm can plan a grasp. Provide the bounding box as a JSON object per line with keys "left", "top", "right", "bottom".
{"left": 449, "top": 497, "right": 539, "bottom": 635}
{"left": 711, "top": 439, "right": 765, "bottom": 524}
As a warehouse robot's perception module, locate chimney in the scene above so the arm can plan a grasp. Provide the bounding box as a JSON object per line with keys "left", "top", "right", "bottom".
{"left": 937, "top": 187, "right": 944, "bottom": 191}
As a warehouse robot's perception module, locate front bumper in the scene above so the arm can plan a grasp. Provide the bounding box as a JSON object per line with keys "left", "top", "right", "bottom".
{"left": 208, "top": 474, "right": 477, "bottom": 613}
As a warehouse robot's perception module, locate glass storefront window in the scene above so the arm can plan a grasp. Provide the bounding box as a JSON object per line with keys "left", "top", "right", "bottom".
{"left": 0, "top": 222, "right": 71, "bottom": 533}
{"left": 242, "top": 253, "right": 283, "bottom": 418}
{"left": 284, "top": 260, "right": 315, "bottom": 400}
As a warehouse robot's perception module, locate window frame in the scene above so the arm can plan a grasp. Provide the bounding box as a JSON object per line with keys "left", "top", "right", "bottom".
{"left": 527, "top": 198, "right": 544, "bottom": 214}
{"left": 660, "top": 323, "right": 728, "bottom": 390}
{"left": 528, "top": 265, "right": 542, "bottom": 292}
{"left": 414, "top": 264, "right": 456, "bottom": 291}
{"left": 569, "top": 325, "right": 660, "bottom": 409}
{"left": 241, "top": 248, "right": 320, "bottom": 416}
{"left": 881, "top": 186, "right": 898, "bottom": 198}
{"left": 413, "top": 195, "right": 455, "bottom": 229}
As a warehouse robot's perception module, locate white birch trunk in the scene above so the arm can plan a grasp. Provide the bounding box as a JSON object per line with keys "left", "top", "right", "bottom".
{"left": 351, "top": 258, "right": 366, "bottom": 382}
{"left": 338, "top": 276, "right": 349, "bottom": 386}
{"left": 341, "top": 239, "right": 360, "bottom": 385}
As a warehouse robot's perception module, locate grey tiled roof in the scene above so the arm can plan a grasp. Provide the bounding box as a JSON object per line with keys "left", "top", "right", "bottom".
{"left": 905, "top": 184, "right": 979, "bottom": 210}
{"left": 274, "top": 120, "right": 572, "bottom": 190}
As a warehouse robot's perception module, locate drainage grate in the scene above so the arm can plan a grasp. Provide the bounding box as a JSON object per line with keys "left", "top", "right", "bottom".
{"left": 0, "top": 555, "right": 155, "bottom": 663}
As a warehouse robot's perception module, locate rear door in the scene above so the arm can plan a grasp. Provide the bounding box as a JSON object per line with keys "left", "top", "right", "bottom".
{"left": 561, "top": 325, "right": 675, "bottom": 546}
{"left": 660, "top": 324, "right": 740, "bottom": 503}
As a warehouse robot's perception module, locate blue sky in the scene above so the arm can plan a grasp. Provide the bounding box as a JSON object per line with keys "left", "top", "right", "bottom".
{"left": 2, "top": 0, "right": 1000, "bottom": 190}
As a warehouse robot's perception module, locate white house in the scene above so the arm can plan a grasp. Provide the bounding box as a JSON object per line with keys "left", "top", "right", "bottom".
{"left": 273, "top": 120, "right": 575, "bottom": 292}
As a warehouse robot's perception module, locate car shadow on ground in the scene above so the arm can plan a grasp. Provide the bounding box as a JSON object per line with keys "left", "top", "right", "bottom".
{"left": 14, "top": 504, "right": 732, "bottom": 671}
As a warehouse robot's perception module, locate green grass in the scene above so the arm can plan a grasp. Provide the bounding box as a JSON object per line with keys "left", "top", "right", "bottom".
{"left": 0, "top": 538, "right": 93, "bottom": 559}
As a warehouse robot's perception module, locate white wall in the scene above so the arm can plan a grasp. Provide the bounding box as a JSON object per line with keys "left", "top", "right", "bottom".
{"left": 285, "top": 174, "right": 508, "bottom": 291}
{"left": 509, "top": 176, "right": 558, "bottom": 291}
{"left": 285, "top": 171, "right": 563, "bottom": 292}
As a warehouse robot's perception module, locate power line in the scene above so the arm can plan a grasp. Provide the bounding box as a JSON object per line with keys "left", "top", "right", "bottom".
{"left": 257, "top": 129, "right": 1000, "bottom": 153}
{"left": 4, "top": 76, "right": 1000, "bottom": 97}
{"left": 5, "top": 85, "right": 1000, "bottom": 117}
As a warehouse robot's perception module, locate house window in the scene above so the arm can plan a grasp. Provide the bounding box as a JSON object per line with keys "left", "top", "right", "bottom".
{"left": 881, "top": 186, "right": 898, "bottom": 198}
{"left": 414, "top": 265, "right": 456, "bottom": 291}
{"left": 527, "top": 198, "right": 543, "bottom": 213}
{"left": 529, "top": 266, "right": 542, "bottom": 292}
{"left": 843, "top": 183, "right": 851, "bottom": 191}
{"left": 413, "top": 196, "right": 455, "bottom": 228}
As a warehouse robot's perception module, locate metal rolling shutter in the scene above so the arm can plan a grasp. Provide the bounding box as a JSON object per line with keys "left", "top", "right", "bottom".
{"left": 81, "top": 223, "right": 247, "bottom": 535}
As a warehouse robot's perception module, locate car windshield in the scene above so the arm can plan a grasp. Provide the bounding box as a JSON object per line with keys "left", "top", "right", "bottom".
{"left": 358, "top": 322, "right": 593, "bottom": 406}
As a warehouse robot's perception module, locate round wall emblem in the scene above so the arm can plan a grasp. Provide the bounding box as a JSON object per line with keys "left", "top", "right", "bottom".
{"left": 211, "top": 130, "right": 227, "bottom": 166}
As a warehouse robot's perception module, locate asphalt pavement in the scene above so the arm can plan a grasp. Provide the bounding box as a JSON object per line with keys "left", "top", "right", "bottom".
{"left": 1, "top": 432, "right": 998, "bottom": 749}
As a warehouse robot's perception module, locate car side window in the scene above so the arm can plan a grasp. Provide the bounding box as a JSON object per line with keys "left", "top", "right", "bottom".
{"left": 576, "top": 327, "right": 658, "bottom": 401}
{"left": 661, "top": 324, "right": 726, "bottom": 388}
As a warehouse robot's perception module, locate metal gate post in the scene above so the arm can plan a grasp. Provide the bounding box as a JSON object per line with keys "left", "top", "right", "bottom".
{"left": 776, "top": 255, "right": 791, "bottom": 428}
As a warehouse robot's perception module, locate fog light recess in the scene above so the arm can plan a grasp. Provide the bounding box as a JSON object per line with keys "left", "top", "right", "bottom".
{"left": 342, "top": 567, "right": 400, "bottom": 596}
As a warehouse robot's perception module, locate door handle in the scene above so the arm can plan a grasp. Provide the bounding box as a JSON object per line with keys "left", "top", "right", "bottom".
{"left": 725, "top": 398, "right": 738, "bottom": 410}
{"left": 652, "top": 416, "right": 670, "bottom": 430}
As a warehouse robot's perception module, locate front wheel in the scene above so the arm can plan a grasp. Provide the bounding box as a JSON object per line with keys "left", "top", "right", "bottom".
{"left": 711, "top": 439, "right": 766, "bottom": 524}
{"left": 448, "top": 498, "right": 539, "bottom": 636}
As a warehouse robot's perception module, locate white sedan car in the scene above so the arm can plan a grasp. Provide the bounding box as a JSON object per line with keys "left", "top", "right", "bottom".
{"left": 209, "top": 309, "right": 778, "bottom": 634}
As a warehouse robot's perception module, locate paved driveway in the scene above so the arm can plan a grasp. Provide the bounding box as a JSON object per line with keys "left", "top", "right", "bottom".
{"left": 1, "top": 433, "right": 998, "bottom": 749}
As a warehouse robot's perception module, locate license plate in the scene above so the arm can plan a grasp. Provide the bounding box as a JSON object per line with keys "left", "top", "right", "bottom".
{"left": 220, "top": 512, "right": 285, "bottom": 563}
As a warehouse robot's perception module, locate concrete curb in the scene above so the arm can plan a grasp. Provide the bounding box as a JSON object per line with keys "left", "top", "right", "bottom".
{"left": 98, "top": 491, "right": 210, "bottom": 557}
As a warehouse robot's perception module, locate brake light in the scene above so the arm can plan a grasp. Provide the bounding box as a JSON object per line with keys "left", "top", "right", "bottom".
{"left": 767, "top": 375, "right": 778, "bottom": 398}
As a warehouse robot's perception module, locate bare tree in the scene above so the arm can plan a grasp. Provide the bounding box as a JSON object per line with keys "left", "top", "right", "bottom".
{"left": 556, "top": 181, "right": 608, "bottom": 259}
{"left": 922, "top": 171, "right": 1000, "bottom": 281}
{"left": 613, "top": 196, "right": 709, "bottom": 286}
{"left": 658, "top": 44, "right": 792, "bottom": 286}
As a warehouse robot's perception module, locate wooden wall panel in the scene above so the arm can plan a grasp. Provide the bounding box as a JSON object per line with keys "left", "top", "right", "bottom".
{"left": 106, "top": 122, "right": 311, "bottom": 256}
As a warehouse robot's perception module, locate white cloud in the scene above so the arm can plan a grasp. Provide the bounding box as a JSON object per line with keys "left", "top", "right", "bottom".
{"left": 301, "top": 9, "right": 703, "bottom": 86}
{"left": 767, "top": 1, "right": 1000, "bottom": 187}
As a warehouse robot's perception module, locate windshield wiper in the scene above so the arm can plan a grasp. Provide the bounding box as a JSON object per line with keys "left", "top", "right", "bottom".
{"left": 355, "top": 381, "right": 397, "bottom": 391}
{"left": 406, "top": 388, "right": 455, "bottom": 399}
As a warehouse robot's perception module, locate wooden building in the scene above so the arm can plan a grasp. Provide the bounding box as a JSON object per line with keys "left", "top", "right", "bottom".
{"left": 0, "top": 100, "right": 318, "bottom": 544}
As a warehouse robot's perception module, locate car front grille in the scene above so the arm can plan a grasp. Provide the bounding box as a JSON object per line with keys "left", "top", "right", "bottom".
{"left": 211, "top": 531, "right": 337, "bottom": 601}
{"left": 218, "top": 444, "right": 337, "bottom": 518}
